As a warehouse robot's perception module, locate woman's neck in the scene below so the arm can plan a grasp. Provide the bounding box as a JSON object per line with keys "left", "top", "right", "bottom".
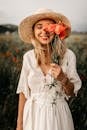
{"left": 34, "top": 43, "right": 52, "bottom": 65}
{"left": 41, "top": 48, "right": 52, "bottom": 65}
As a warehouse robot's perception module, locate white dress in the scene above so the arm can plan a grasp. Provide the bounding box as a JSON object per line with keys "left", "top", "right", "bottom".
{"left": 16, "top": 49, "right": 81, "bottom": 130}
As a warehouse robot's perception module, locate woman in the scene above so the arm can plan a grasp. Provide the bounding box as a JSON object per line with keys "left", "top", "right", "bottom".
{"left": 16, "top": 8, "right": 81, "bottom": 130}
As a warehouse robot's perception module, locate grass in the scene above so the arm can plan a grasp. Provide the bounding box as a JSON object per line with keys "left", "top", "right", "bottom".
{"left": 0, "top": 31, "right": 87, "bottom": 130}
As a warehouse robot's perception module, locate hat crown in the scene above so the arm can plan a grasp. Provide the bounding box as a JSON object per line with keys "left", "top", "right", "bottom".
{"left": 35, "top": 8, "right": 54, "bottom": 14}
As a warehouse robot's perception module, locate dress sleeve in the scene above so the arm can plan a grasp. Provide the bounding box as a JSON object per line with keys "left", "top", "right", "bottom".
{"left": 67, "top": 50, "right": 82, "bottom": 96}
{"left": 16, "top": 54, "right": 30, "bottom": 99}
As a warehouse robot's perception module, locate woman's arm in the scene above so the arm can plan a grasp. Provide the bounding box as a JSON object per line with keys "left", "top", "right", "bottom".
{"left": 51, "top": 63, "right": 74, "bottom": 96}
{"left": 16, "top": 93, "right": 26, "bottom": 130}
{"left": 51, "top": 49, "right": 82, "bottom": 97}
{"left": 57, "top": 69, "right": 74, "bottom": 96}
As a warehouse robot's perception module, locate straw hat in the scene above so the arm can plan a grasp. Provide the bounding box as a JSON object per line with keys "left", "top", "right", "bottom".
{"left": 19, "top": 8, "right": 71, "bottom": 43}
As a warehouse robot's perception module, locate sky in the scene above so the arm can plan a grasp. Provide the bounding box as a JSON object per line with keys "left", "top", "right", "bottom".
{"left": 0, "top": 0, "right": 87, "bottom": 32}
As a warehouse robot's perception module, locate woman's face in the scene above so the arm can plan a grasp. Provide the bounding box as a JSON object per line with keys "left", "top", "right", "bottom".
{"left": 33, "top": 19, "right": 55, "bottom": 45}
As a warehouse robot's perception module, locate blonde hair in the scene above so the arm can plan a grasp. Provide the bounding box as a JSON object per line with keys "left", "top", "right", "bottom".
{"left": 31, "top": 36, "right": 66, "bottom": 66}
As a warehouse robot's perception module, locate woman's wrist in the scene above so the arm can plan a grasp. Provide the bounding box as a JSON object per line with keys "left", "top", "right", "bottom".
{"left": 57, "top": 69, "right": 66, "bottom": 81}
{"left": 16, "top": 124, "right": 23, "bottom": 130}
{"left": 17, "top": 118, "right": 23, "bottom": 126}
{"left": 16, "top": 120, "right": 23, "bottom": 130}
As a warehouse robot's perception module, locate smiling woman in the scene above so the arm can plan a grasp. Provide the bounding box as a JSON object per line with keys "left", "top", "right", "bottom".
{"left": 16, "top": 8, "right": 81, "bottom": 130}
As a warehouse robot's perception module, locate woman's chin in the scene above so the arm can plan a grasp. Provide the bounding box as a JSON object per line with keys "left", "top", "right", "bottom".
{"left": 39, "top": 40, "right": 50, "bottom": 45}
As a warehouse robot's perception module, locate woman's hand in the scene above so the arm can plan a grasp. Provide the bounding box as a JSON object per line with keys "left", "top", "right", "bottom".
{"left": 50, "top": 63, "right": 74, "bottom": 96}
{"left": 50, "top": 63, "right": 61, "bottom": 79}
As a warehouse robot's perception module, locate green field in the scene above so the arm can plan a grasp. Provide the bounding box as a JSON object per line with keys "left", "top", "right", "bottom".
{"left": 0, "top": 32, "right": 87, "bottom": 130}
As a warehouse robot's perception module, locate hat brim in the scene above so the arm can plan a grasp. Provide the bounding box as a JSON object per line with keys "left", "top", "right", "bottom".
{"left": 19, "top": 12, "right": 71, "bottom": 43}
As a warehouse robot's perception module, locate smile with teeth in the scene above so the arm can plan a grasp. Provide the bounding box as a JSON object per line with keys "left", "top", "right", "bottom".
{"left": 40, "top": 36, "right": 49, "bottom": 40}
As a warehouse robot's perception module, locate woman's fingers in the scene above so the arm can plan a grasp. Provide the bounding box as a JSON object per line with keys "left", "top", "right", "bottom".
{"left": 50, "top": 63, "right": 58, "bottom": 67}
{"left": 50, "top": 63, "right": 61, "bottom": 78}
{"left": 50, "top": 63, "right": 61, "bottom": 72}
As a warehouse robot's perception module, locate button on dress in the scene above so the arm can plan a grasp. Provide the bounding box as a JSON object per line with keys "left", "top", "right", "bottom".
{"left": 16, "top": 49, "right": 81, "bottom": 130}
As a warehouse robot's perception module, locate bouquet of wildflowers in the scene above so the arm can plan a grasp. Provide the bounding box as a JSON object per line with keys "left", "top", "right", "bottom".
{"left": 44, "top": 21, "right": 70, "bottom": 40}
{"left": 44, "top": 21, "right": 70, "bottom": 63}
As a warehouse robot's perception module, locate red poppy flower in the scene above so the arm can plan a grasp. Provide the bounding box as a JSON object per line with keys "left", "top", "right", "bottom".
{"left": 44, "top": 24, "right": 56, "bottom": 33}
{"left": 44, "top": 23, "right": 70, "bottom": 40}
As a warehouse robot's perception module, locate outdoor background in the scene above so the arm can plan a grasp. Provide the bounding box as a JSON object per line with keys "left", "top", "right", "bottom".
{"left": 0, "top": 0, "right": 87, "bottom": 130}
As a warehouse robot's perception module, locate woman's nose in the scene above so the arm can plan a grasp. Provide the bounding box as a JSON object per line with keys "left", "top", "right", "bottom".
{"left": 42, "top": 27, "right": 48, "bottom": 32}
